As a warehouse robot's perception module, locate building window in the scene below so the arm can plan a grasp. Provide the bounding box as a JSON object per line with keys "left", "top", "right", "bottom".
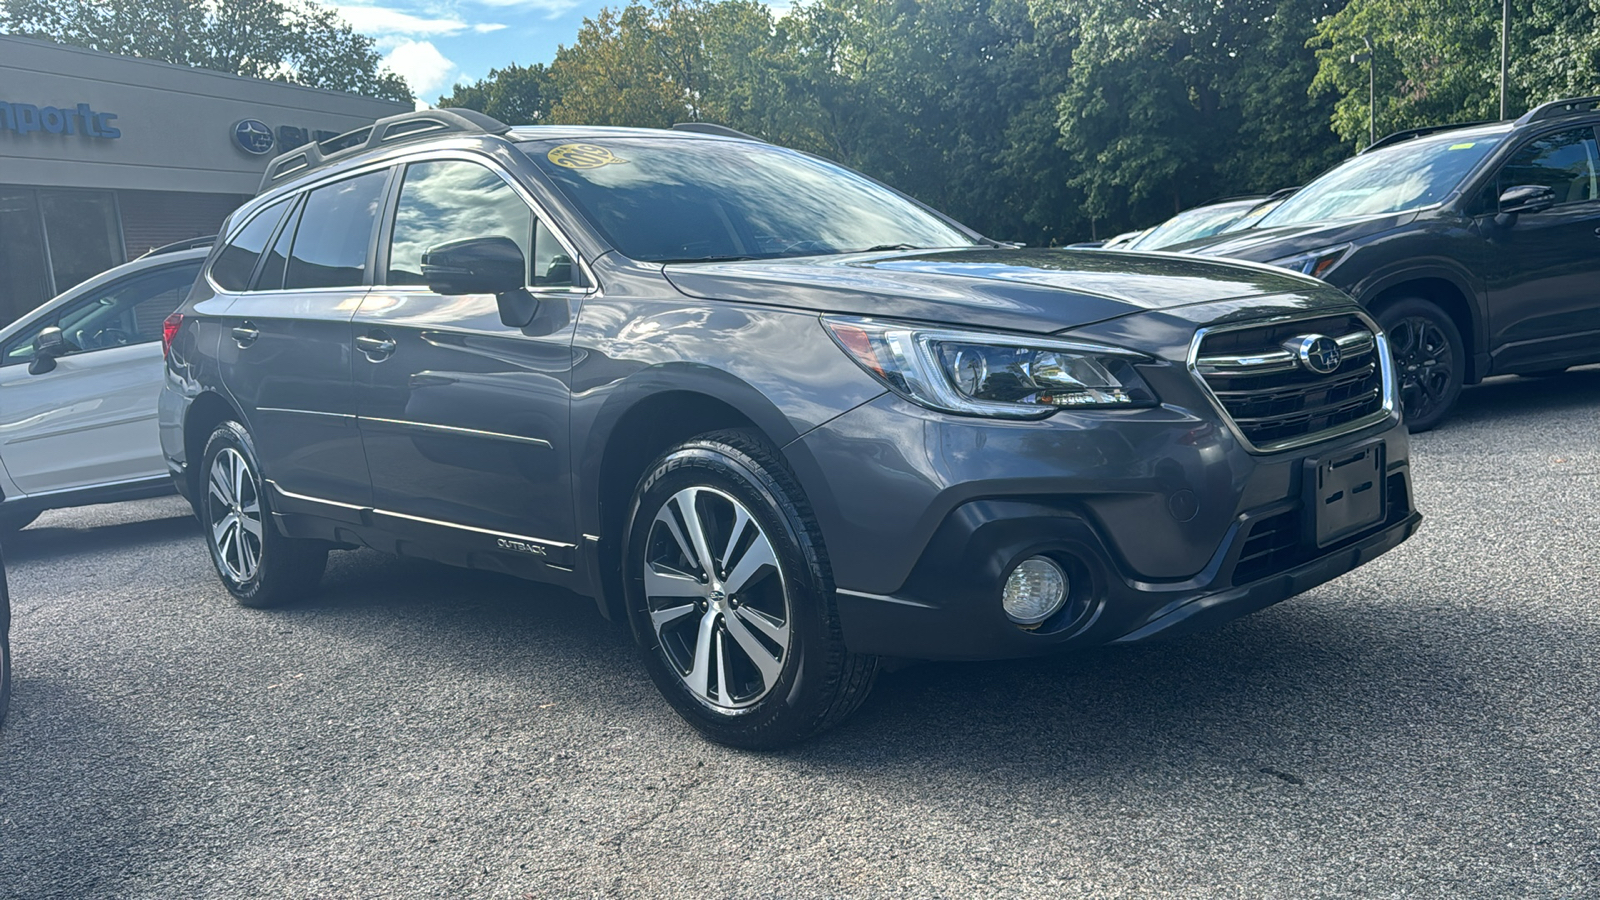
{"left": 0, "top": 185, "right": 124, "bottom": 326}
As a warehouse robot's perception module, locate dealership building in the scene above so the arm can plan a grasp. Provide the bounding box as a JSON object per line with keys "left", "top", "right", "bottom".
{"left": 0, "top": 35, "right": 410, "bottom": 327}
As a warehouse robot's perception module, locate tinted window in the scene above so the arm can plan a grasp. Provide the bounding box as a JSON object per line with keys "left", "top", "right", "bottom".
{"left": 387, "top": 160, "right": 533, "bottom": 286}
{"left": 1497, "top": 127, "right": 1600, "bottom": 205}
{"left": 254, "top": 197, "right": 302, "bottom": 291}
{"left": 212, "top": 199, "right": 292, "bottom": 292}
{"left": 1, "top": 261, "right": 202, "bottom": 366}
{"left": 285, "top": 170, "right": 389, "bottom": 289}
{"left": 524, "top": 138, "right": 976, "bottom": 262}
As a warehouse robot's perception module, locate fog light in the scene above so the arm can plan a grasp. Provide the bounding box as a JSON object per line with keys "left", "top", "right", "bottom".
{"left": 1002, "top": 556, "right": 1068, "bottom": 628}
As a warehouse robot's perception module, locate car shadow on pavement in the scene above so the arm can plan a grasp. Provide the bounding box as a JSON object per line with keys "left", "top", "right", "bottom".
{"left": 0, "top": 676, "right": 164, "bottom": 898}
{"left": 3, "top": 512, "right": 200, "bottom": 565}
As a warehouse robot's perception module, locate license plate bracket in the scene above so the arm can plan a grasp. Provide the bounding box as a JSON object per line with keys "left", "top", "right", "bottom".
{"left": 1305, "top": 443, "right": 1386, "bottom": 547}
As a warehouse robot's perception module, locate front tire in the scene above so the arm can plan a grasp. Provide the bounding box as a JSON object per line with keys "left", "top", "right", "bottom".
{"left": 200, "top": 421, "right": 327, "bottom": 608}
{"left": 623, "top": 430, "right": 877, "bottom": 749}
{"left": 1377, "top": 297, "right": 1464, "bottom": 433}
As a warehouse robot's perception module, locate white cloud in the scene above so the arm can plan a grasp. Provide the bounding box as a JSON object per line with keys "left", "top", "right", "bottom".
{"left": 470, "top": 0, "right": 586, "bottom": 18}
{"left": 474, "top": 22, "right": 509, "bottom": 32}
{"left": 384, "top": 39, "right": 460, "bottom": 99}
{"left": 334, "top": 5, "right": 469, "bottom": 36}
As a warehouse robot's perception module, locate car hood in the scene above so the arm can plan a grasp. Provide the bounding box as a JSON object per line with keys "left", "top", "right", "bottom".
{"left": 662, "top": 248, "right": 1328, "bottom": 334}
{"left": 1169, "top": 210, "right": 1420, "bottom": 262}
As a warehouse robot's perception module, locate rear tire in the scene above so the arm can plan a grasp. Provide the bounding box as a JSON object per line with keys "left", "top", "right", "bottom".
{"left": 200, "top": 421, "right": 327, "bottom": 608}
{"left": 623, "top": 429, "right": 877, "bottom": 749}
{"left": 1376, "top": 297, "right": 1464, "bottom": 433}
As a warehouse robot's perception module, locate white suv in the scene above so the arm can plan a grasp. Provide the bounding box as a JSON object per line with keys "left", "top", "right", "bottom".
{"left": 0, "top": 242, "right": 209, "bottom": 532}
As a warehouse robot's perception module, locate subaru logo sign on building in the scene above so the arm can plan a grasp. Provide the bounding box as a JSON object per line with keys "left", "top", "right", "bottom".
{"left": 233, "top": 119, "right": 274, "bottom": 155}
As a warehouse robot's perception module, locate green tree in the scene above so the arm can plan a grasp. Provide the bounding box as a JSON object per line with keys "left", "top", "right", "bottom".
{"left": 1311, "top": 0, "right": 1600, "bottom": 147}
{"left": 0, "top": 0, "right": 411, "bottom": 101}
{"left": 1040, "top": 0, "right": 1347, "bottom": 233}
{"left": 438, "top": 64, "right": 558, "bottom": 124}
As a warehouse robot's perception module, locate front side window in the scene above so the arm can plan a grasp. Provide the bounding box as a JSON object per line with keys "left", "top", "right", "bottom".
{"left": 522, "top": 138, "right": 977, "bottom": 262}
{"left": 387, "top": 159, "right": 535, "bottom": 286}
{"left": 284, "top": 170, "right": 389, "bottom": 289}
{"left": 0, "top": 260, "right": 202, "bottom": 366}
{"left": 1496, "top": 127, "right": 1600, "bottom": 206}
{"left": 1260, "top": 130, "right": 1508, "bottom": 228}
{"left": 211, "top": 198, "right": 292, "bottom": 292}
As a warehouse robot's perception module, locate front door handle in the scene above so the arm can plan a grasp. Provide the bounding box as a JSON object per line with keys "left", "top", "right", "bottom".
{"left": 231, "top": 323, "right": 260, "bottom": 348}
{"left": 355, "top": 333, "right": 397, "bottom": 361}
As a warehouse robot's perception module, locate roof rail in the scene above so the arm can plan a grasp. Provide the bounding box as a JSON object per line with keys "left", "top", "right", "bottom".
{"left": 1515, "top": 95, "right": 1600, "bottom": 125}
{"left": 1361, "top": 121, "right": 1495, "bottom": 154}
{"left": 670, "top": 122, "right": 765, "bottom": 142}
{"left": 257, "top": 107, "right": 511, "bottom": 194}
{"left": 139, "top": 235, "right": 217, "bottom": 257}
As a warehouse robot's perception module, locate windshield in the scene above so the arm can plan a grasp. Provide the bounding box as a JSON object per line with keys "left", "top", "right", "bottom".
{"left": 1258, "top": 131, "right": 1507, "bottom": 228}
{"left": 1127, "top": 201, "right": 1258, "bottom": 250}
{"left": 1221, "top": 197, "right": 1286, "bottom": 233}
{"left": 521, "top": 137, "right": 978, "bottom": 262}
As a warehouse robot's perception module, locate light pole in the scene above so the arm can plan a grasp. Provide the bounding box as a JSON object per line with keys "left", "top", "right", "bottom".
{"left": 1500, "top": 0, "right": 1510, "bottom": 119}
{"left": 1352, "top": 36, "right": 1375, "bottom": 147}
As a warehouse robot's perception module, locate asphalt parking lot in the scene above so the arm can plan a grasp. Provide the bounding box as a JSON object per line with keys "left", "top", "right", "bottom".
{"left": 2, "top": 369, "right": 1598, "bottom": 899}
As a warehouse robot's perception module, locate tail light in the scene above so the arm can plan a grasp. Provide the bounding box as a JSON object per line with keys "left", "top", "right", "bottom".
{"left": 162, "top": 312, "right": 183, "bottom": 358}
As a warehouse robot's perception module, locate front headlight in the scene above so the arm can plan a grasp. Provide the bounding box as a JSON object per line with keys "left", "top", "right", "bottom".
{"left": 1267, "top": 244, "right": 1351, "bottom": 280}
{"left": 823, "top": 317, "right": 1158, "bottom": 419}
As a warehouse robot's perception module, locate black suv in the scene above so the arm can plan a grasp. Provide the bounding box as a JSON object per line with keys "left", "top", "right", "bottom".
{"left": 160, "top": 109, "right": 1420, "bottom": 747}
{"left": 1175, "top": 95, "right": 1600, "bottom": 430}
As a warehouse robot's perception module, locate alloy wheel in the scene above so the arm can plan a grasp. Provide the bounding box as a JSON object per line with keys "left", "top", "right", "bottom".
{"left": 1387, "top": 314, "right": 1454, "bottom": 423}
{"left": 208, "top": 447, "right": 265, "bottom": 583}
{"left": 642, "top": 486, "right": 791, "bottom": 712}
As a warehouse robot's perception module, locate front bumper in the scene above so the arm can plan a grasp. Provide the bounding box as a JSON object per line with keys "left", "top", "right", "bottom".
{"left": 789, "top": 386, "right": 1417, "bottom": 661}
{"left": 831, "top": 493, "right": 1419, "bottom": 660}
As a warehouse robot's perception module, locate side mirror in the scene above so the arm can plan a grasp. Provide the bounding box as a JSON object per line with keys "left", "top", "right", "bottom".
{"left": 35, "top": 326, "right": 65, "bottom": 356}
{"left": 28, "top": 327, "right": 65, "bottom": 374}
{"left": 422, "top": 236, "right": 527, "bottom": 296}
{"left": 1498, "top": 184, "right": 1556, "bottom": 217}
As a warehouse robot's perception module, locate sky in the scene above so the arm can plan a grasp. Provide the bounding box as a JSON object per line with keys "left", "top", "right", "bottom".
{"left": 331, "top": 0, "right": 793, "bottom": 104}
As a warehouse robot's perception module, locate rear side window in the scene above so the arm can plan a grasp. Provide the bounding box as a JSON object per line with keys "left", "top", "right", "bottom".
{"left": 285, "top": 170, "right": 389, "bottom": 289}
{"left": 1497, "top": 127, "right": 1600, "bottom": 206}
{"left": 211, "top": 199, "right": 291, "bottom": 292}
{"left": 386, "top": 160, "right": 533, "bottom": 286}
{"left": 253, "top": 197, "right": 302, "bottom": 292}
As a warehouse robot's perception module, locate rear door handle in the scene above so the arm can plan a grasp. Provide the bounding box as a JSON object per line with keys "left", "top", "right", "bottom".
{"left": 355, "top": 333, "right": 397, "bottom": 361}
{"left": 231, "top": 323, "right": 259, "bottom": 347}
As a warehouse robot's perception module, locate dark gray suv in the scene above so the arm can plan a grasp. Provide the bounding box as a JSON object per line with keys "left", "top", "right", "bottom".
{"left": 159, "top": 109, "right": 1421, "bottom": 747}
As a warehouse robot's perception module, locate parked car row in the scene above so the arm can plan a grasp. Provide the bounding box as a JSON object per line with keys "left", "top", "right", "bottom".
{"left": 1109, "top": 95, "right": 1600, "bottom": 430}
{"left": 3, "top": 97, "right": 1595, "bottom": 745}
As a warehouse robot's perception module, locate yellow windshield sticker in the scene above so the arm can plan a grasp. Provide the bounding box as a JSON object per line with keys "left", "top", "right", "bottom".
{"left": 1449, "top": 142, "right": 1476, "bottom": 150}
{"left": 548, "top": 143, "right": 628, "bottom": 169}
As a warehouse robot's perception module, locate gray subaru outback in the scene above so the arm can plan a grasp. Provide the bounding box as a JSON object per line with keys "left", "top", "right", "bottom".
{"left": 159, "top": 109, "right": 1421, "bottom": 748}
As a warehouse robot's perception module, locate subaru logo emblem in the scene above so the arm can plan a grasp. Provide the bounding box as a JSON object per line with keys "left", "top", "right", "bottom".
{"left": 233, "top": 119, "right": 275, "bottom": 155}
{"left": 1291, "top": 334, "right": 1343, "bottom": 375}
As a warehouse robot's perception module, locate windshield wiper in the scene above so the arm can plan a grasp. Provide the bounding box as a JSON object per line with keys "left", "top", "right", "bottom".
{"left": 854, "top": 243, "right": 926, "bottom": 252}
{"left": 655, "top": 255, "right": 756, "bottom": 264}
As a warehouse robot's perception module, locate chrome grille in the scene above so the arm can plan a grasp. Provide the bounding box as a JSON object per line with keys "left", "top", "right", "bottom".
{"left": 1192, "top": 313, "right": 1391, "bottom": 452}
